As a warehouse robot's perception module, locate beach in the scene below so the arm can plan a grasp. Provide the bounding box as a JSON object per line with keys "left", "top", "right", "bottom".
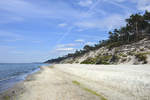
{"left": 1, "top": 64, "right": 150, "bottom": 100}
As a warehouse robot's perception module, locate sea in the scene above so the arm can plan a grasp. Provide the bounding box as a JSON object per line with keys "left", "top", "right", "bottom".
{"left": 0, "top": 63, "right": 47, "bottom": 93}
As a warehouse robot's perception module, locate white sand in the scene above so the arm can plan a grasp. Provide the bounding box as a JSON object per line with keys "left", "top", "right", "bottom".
{"left": 15, "top": 64, "right": 150, "bottom": 100}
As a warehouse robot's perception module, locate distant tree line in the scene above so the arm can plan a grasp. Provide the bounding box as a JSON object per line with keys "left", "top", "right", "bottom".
{"left": 45, "top": 11, "right": 150, "bottom": 63}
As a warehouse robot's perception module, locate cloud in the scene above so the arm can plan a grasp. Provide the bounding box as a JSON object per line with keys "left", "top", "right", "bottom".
{"left": 55, "top": 43, "right": 77, "bottom": 53}
{"left": 103, "top": 0, "right": 125, "bottom": 3}
{"left": 103, "top": 0, "right": 150, "bottom": 12}
{"left": 57, "top": 43, "right": 77, "bottom": 48}
{"left": 136, "top": 0, "right": 150, "bottom": 11}
{"left": 1, "top": 38, "right": 23, "bottom": 42}
{"left": 11, "top": 51, "right": 24, "bottom": 54}
{"left": 75, "top": 39, "right": 85, "bottom": 43}
{"left": 78, "top": 0, "right": 93, "bottom": 7}
{"left": 109, "top": 0, "right": 150, "bottom": 12}
{"left": 100, "top": 14, "right": 127, "bottom": 30}
{"left": 0, "top": 0, "right": 93, "bottom": 24}
{"left": 0, "top": 30, "right": 24, "bottom": 42}
{"left": 0, "top": 30, "right": 43, "bottom": 43}
{"left": 31, "top": 40, "right": 42, "bottom": 44}
{"left": 56, "top": 48, "right": 75, "bottom": 52}
{"left": 75, "top": 21, "right": 97, "bottom": 29}
{"left": 49, "top": 43, "right": 78, "bottom": 58}
{"left": 0, "top": 45, "right": 15, "bottom": 49}
{"left": 0, "top": 31, "right": 21, "bottom": 38}
{"left": 85, "top": 41, "right": 97, "bottom": 45}
{"left": 0, "top": 0, "right": 41, "bottom": 22}
{"left": 73, "top": 0, "right": 133, "bottom": 31}
{"left": 75, "top": 14, "right": 127, "bottom": 30}
{"left": 58, "top": 23, "right": 67, "bottom": 27}
{"left": 108, "top": 1, "right": 130, "bottom": 11}
{"left": 112, "top": 0, "right": 125, "bottom": 2}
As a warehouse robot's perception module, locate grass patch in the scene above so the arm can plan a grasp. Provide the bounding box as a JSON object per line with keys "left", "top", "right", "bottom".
{"left": 110, "top": 55, "right": 120, "bottom": 63}
{"left": 72, "top": 80, "right": 107, "bottom": 100}
{"left": 81, "top": 57, "right": 96, "bottom": 64}
{"left": 72, "top": 80, "right": 80, "bottom": 85}
{"left": 75, "top": 61, "right": 79, "bottom": 63}
{"left": 96, "top": 55, "right": 112, "bottom": 65}
{"left": 83, "top": 87, "right": 107, "bottom": 100}
{"left": 128, "top": 51, "right": 135, "bottom": 56}
{"left": 107, "top": 42, "right": 122, "bottom": 50}
{"left": 81, "top": 55, "right": 113, "bottom": 65}
{"left": 49, "top": 66, "right": 55, "bottom": 68}
{"left": 3, "top": 95, "right": 10, "bottom": 100}
{"left": 66, "top": 60, "right": 74, "bottom": 64}
{"left": 135, "top": 53, "right": 148, "bottom": 64}
{"left": 119, "top": 53, "right": 127, "bottom": 57}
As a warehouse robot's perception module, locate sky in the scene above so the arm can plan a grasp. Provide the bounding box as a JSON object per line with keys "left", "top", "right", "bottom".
{"left": 0, "top": 0, "right": 150, "bottom": 63}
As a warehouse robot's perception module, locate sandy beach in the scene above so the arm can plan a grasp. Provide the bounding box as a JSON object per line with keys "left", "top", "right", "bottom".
{"left": 1, "top": 64, "right": 150, "bottom": 100}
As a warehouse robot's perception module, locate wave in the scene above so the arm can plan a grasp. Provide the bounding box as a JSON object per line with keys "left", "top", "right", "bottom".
{"left": 0, "top": 66, "right": 41, "bottom": 93}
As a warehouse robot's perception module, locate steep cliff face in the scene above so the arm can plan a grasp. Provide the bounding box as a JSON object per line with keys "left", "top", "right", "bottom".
{"left": 46, "top": 38, "right": 150, "bottom": 64}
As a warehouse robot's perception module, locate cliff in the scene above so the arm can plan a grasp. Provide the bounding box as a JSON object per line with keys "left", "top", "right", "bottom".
{"left": 45, "top": 38, "right": 150, "bottom": 64}
{"left": 45, "top": 11, "right": 150, "bottom": 65}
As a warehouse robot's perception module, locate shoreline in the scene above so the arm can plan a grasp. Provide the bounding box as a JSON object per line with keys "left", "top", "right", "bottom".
{"left": 0, "top": 64, "right": 42, "bottom": 94}
{"left": 0, "top": 66, "right": 43, "bottom": 100}
{"left": 1, "top": 64, "right": 150, "bottom": 100}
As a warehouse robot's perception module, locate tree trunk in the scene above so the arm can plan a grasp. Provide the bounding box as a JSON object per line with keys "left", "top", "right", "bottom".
{"left": 135, "top": 22, "right": 138, "bottom": 41}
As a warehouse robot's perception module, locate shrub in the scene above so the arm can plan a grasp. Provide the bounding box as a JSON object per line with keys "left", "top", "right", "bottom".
{"left": 121, "top": 58, "right": 127, "bottom": 62}
{"left": 110, "top": 55, "right": 120, "bottom": 63}
{"left": 119, "top": 53, "right": 127, "bottom": 57}
{"left": 135, "top": 53, "right": 147, "bottom": 64}
{"left": 107, "top": 42, "right": 122, "bottom": 50}
{"left": 66, "top": 60, "right": 74, "bottom": 64}
{"left": 140, "top": 48, "right": 144, "bottom": 51}
{"left": 75, "top": 61, "right": 79, "bottom": 63}
{"left": 128, "top": 57, "right": 131, "bottom": 61}
{"left": 128, "top": 51, "right": 135, "bottom": 56}
{"left": 3, "top": 96, "right": 10, "bottom": 100}
{"left": 96, "top": 55, "right": 112, "bottom": 64}
{"left": 81, "top": 57, "right": 96, "bottom": 64}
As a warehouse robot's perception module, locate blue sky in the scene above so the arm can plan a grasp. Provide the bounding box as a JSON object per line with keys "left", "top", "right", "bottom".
{"left": 0, "top": 0, "right": 150, "bottom": 63}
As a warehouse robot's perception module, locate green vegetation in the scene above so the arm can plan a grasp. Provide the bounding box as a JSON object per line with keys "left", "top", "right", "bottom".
{"left": 49, "top": 66, "right": 55, "bottom": 68}
{"left": 81, "top": 55, "right": 114, "bottom": 64}
{"left": 128, "top": 51, "right": 135, "bottom": 56}
{"left": 110, "top": 55, "right": 120, "bottom": 63}
{"left": 140, "top": 48, "right": 145, "bottom": 51}
{"left": 135, "top": 53, "right": 148, "bottom": 64}
{"left": 83, "top": 87, "right": 107, "bottom": 100}
{"left": 45, "top": 11, "right": 150, "bottom": 64}
{"left": 3, "top": 96, "right": 10, "bottom": 100}
{"left": 107, "top": 42, "right": 122, "bottom": 50}
{"left": 72, "top": 80, "right": 107, "bottom": 100}
{"left": 119, "top": 53, "right": 127, "bottom": 57}
{"left": 96, "top": 55, "right": 112, "bottom": 64}
{"left": 81, "top": 57, "right": 96, "bottom": 64}
{"left": 72, "top": 80, "right": 80, "bottom": 85}
{"left": 66, "top": 60, "right": 74, "bottom": 64}
{"left": 75, "top": 61, "right": 79, "bottom": 63}
{"left": 121, "top": 58, "right": 127, "bottom": 62}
